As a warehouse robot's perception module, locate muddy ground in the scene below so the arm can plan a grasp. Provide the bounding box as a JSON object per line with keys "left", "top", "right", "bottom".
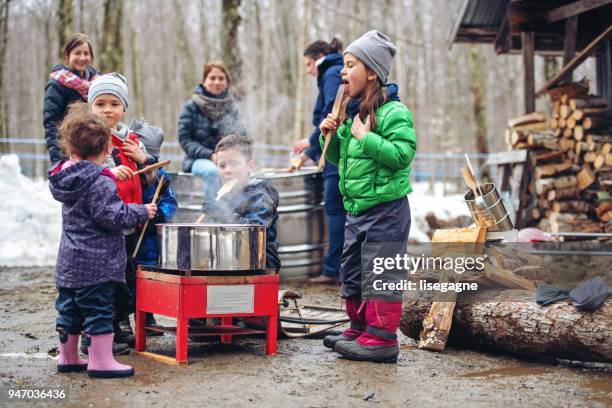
{"left": 0, "top": 267, "right": 610, "bottom": 408}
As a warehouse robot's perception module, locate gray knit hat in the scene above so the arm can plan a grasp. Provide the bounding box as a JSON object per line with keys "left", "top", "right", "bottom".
{"left": 88, "top": 72, "right": 129, "bottom": 108}
{"left": 344, "top": 30, "right": 397, "bottom": 84}
{"left": 129, "top": 118, "right": 165, "bottom": 158}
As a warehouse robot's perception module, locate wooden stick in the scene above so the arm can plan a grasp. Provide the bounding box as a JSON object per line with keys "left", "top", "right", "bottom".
{"left": 318, "top": 85, "right": 347, "bottom": 171}
{"left": 132, "top": 175, "right": 166, "bottom": 259}
{"left": 464, "top": 154, "right": 483, "bottom": 196}
{"left": 195, "top": 213, "right": 207, "bottom": 224}
{"left": 133, "top": 160, "right": 171, "bottom": 175}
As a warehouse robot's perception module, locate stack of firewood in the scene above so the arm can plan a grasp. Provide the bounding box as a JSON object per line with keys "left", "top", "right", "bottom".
{"left": 505, "top": 79, "right": 612, "bottom": 234}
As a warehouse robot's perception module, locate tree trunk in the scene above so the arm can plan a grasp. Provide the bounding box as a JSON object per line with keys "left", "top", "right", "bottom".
{"left": 0, "top": 0, "right": 10, "bottom": 143}
{"left": 221, "top": 0, "right": 243, "bottom": 100}
{"left": 401, "top": 289, "right": 612, "bottom": 363}
{"left": 128, "top": 0, "right": 144, "bottom": 118}
{"left": 173, "top": 0, "right": 196, "bottom": 99}
{"left": 56, "top": 0, "right": 74, "bottom": 59}
{"left": 292, "top": 0, "right": 309, "bottom": 142}
{"left": 99, "top": 0, "right": 124, "bottom": 73}
{"left": 469, "top": 45, "right": 489, "bottom": 170}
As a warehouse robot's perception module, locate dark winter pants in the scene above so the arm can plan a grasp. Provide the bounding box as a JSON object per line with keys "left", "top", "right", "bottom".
{"left": 339, "top": 197, "right": 411, "bottom": 301}
{"left": 114, "top": 232, "right": 138, "bottom": 323}
{"left": 55, "top": 282, "right": 116, "bottom": 335}
{"left": 322, "top": 173, "right": 347, "bottom": 278}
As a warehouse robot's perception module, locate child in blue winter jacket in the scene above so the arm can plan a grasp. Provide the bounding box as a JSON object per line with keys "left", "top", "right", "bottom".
{"left": 48, "top": 103, "right": 156, "bottom": 378}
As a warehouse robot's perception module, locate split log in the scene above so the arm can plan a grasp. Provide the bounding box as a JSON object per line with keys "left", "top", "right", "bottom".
{"left": 563, "top": 127, "right": 574, "bottom": 138}
{"left": 575, "top": 141, "right": 589, "bottom": 155}
{"left": 401, "top": 289, "right": 612, "bottom": 363}
{"left": 510, "top": 130, "right": 527, "bottom": 147}
{"left": 577, "top": 166, "right": 596, "bottom": 190}
{"left": 593, "top": 154, "right": 606, "bottom": 170}
{"left": 596, "top": 202, "right": 612, "bottom": 222}
{"left": 559, "top": 117, "right": 567, "bottom": 128}
{"left": 527, "top": 132, "right": 559, "bottom": 150}
{"left": 550, "top": 118, "right": 559, "bottom": 130}
{"left": 513, "top": 122, "right": 549, "bottom": 133}
{"left": 560, "top": 104, "right": 571, "bottom": 119}
{"left": 574, "top": 126, "right": 584, "bottom": 141}
{"left": 535, "top": 175, "right": 576, "bottom": 195}
{"left": 534, "top": 160, "right": 573, "bottom": 178}
{"left": 586, "top": 134, "right": 612, "bottom": 145}
{"left": 566, "top": 115, "right": 577, "bottom": 129}
{"left": 605, "top": 153, "right": 612, "bottom": 167}
{"left": 559, "top": 138, "right": 575, "bottom": 152}
{"left": 547, "top": 187, "right": 581, "bottom": 201}
{"left": 584, "top": 152, "right": 597, "bottom": 163}
{"left": 551, "top": 200, "right": 595, "bottom": 213}
{"left": 507, "top": 112, "right": 547, "bottom": 128}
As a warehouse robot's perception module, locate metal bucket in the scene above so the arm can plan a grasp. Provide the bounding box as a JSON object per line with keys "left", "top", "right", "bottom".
{"left": 256, "top": 167, "right": 327, "bottom": 282}
{"left": 464, "top": 183, "right": 513, "bottom": 231}
{"left": 157, "top": 223, "right": 266, "bottom": 271}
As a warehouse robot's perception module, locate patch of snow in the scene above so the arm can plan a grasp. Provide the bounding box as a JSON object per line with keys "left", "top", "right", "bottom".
{"left": 0, "top": 154, "right": 61, "bottom": 266}
{"left": 408, "top": 182, "right": 471, "bottom": 242}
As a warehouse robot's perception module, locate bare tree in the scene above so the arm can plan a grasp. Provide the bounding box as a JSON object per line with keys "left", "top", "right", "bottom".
{"left": 221, "top": 0, "right": 242, "bottom": 99}
{"left": 0, "top": 0, "right": 10, "bottom": 141}
{"left": 128, "top": 0, "right": 143, "bottom": 117}
{"left": 56, "top": 0, "right": 73, "bottom": 58}
{"left": 174, "top": 0, "right": 196, "bottom": 98}
{"left": 292, "top": 0, "right": 309, "bottom": 142}
{"left": 469, "top": 45, "right": 489, "bottom": 168}
{"left": 99, "top": 0, "right": 123, "bottom": 73}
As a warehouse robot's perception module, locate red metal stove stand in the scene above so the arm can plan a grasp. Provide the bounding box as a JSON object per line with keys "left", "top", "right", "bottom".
{"left": 135, "top": 267, "right": 279, "bottom": 365}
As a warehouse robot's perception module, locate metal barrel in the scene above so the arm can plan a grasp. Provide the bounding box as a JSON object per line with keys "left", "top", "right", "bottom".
{"left": 464, "top": 183, "right": 513, "bottom": 231}
{"left": 256, "top": 168, "right": 327, "bottom": 282}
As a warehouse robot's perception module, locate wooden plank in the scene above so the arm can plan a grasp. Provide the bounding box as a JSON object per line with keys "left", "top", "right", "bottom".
{"left": 562, "top": 16, "right": 578, "bottom": 78}
{"left": 522, "top": 31, "right": 535, "bottom": 113}
{"left": 537, "top": 24, "right": 612, "bottom": 96}
{"left": 418, "top": 227, "right": 487, "bottom": 352}
{"left": 546, "top": 0, "right": 612, "bottom": 23}
{"left": 486, "top": 149, "right": 528, "bottom": 166}
{"left": 136, "top": 351, "right": 186, "bottom": 366}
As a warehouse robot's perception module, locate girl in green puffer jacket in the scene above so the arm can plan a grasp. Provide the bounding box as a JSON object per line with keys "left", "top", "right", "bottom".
{"left": 319, "top": 30, "right": 416, "bottom": 364}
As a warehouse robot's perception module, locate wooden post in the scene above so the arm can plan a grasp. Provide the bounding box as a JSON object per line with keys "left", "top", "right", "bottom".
{"left": 522, "top": 31, "right": 535, "bottom": 113}
{"left": 562, "top": 16, "right": 578, "bottom": 83}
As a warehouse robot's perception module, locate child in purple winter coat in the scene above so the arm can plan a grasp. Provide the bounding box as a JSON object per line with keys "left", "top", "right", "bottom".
{"left": 48, "top": 103, "right": 157, "bottom": 378}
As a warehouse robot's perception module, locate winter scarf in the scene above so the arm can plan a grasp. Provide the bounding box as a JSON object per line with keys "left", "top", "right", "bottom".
{"left": 191, "top": 89, "right": 236, "bottom": 121}
{"left": 49, "top": 68, "right": 98, "bottom": 101}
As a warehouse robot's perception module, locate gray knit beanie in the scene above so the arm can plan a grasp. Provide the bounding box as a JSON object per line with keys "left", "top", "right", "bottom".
{"left": 344, "top": 30, "right": 397, "bottom": 84}
{"left": 129, "top": 118, "right": 165, "bottom": 158}
{"left": 88, "top": 72, "right": 129, "bottom": 108}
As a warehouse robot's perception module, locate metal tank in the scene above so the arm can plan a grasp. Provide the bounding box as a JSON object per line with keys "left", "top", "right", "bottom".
{"left": 256, "top": 167, "right": 327, "bottom": 282}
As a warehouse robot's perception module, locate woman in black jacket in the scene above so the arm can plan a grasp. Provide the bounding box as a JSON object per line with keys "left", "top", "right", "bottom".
{"left": 178, "top": 61, "right": 246, "bottom": 207}
{"left": 43, "top": 33, "right": 99, "bottom": 165}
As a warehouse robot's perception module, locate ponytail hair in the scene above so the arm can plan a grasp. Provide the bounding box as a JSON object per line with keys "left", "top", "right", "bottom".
{"left": 303, "top": 37, "right": 343, "bottom": 58}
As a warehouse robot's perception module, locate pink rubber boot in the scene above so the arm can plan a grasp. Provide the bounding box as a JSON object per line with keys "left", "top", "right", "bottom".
{"left": 323, "top": 297, "right": 365, "bottom": 349}
{"left": 57, "top": 332, "right": 88, "bottom": 373}
{"left": 86, "top": 333, "right": 134, "bottom": 378}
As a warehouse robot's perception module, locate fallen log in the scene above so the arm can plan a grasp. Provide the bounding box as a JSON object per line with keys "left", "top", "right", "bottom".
{"left": 401, "top": 289, "right": 612, "bottom": 363}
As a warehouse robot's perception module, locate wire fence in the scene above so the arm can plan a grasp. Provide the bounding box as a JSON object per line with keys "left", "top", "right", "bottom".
{"left": 0, "top": 138, "right": 494, "bottom": 194}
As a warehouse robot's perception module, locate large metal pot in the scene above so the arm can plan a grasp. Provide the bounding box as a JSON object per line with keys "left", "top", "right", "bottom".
{"left": 157, "top": 223, "right": 266, "bottom": 271}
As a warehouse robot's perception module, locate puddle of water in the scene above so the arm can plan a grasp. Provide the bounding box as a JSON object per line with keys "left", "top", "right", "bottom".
{"left": 460, "top": 365, "right": 551, "bottom": 378}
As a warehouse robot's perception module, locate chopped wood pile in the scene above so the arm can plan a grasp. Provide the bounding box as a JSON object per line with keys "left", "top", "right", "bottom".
{"left": 505, "top": 79, "right": 612, "bottom": 234}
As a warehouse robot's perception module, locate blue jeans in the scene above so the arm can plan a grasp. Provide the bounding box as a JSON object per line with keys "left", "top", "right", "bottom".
{"left": 322, "top": 174, "right": 347, "bottom": 278}
{"left": 191, "top": 158, "right": 221, "bottom": 205}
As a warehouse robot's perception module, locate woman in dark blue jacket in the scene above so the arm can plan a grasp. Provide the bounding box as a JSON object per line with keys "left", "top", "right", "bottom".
{"left": 43, "top": 33, "right": 99, "bottom": 165}
{"left": 178, "top": 61, "right": 246, "bottom": 207}
{"left": 292, "top": 39, "right": 347, "bottom": 283}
